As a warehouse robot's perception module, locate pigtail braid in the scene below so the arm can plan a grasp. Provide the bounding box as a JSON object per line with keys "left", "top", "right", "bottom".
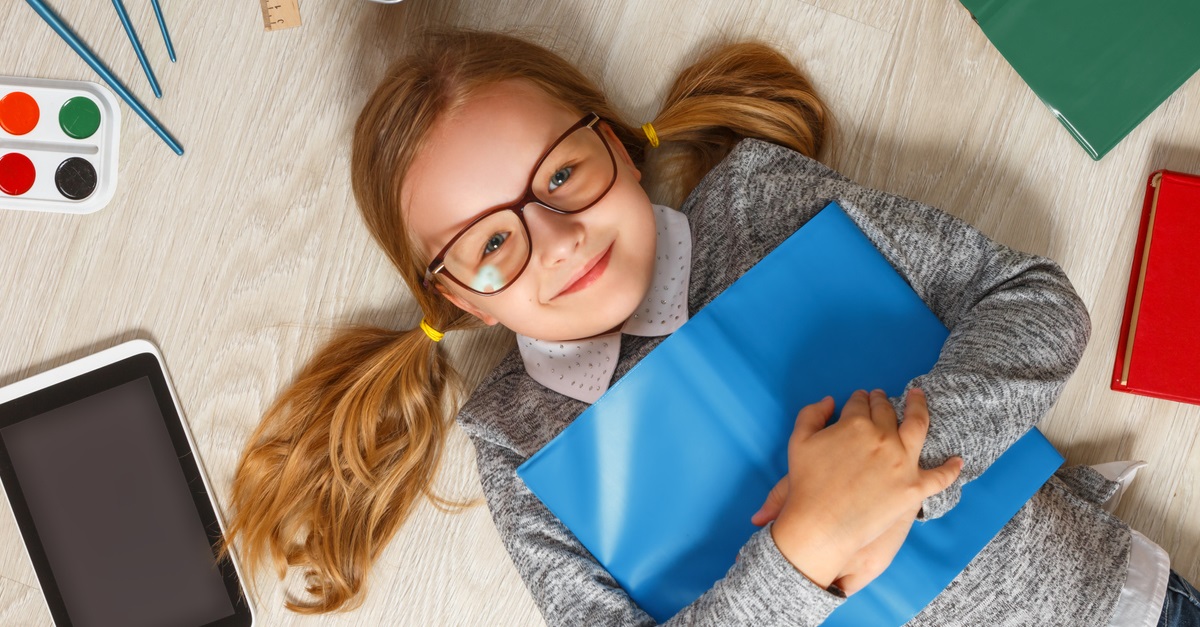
{"left": 647, "top": 42, "right": 830, "bottom": 204}
{"left": 223, "top": 320, "right": 472, "bottom": 613}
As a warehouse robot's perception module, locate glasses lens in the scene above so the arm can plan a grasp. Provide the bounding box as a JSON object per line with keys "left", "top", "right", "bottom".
{"left": 531, "top": 124, "right": 615, "bottom": 212}
{"left": 442, "top": 209, "right": 531, "bottom": 294}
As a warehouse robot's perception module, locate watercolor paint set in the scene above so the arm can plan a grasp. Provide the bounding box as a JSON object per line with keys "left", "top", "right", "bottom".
{"left": 0, "top": 76, "right": 120, "bottom": 214}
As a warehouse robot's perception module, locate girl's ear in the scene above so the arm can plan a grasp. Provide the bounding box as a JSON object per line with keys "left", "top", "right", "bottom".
{"left": 599, "top": 122, "right": 642, "bottom": 182}
{"left": 433, "top": 283, "right": 500, "bottom": 326}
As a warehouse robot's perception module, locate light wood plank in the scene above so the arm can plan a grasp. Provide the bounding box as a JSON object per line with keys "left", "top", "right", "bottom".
{"left": 0, "top": 576, "right": 49, "bottom": 627}
{"left": 796, "top": 0, "right": 901, "bottom": 32}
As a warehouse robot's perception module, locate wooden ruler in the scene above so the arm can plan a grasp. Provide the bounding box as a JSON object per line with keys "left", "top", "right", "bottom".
{"left": 260, "top": 0, "right": 302, "bottom": 31}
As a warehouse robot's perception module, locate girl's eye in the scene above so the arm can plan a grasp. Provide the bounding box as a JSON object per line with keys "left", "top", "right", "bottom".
{"left": 483, "top": 231, "right": 510, "bottom": 257}
{"left": 548, "top": 166, "right": 573, "bottom": 192}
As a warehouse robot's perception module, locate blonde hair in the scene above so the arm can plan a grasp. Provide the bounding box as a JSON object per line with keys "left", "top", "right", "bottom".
{"left": 223, "top": 28, "right": 828, "bottom": 613}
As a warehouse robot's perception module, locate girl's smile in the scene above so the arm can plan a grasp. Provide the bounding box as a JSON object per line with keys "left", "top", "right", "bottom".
{"left": 404, "top": 80, "right": 658, "bottom": 341}
{"left": 554, "top": 243, "right": 612, "bottom": 299}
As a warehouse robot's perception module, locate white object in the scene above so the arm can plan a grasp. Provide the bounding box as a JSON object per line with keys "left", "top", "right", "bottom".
{"left": 0, "top": 76, "right": 120, "bottom": 214}
{"left": 1091, "top": 460, "right": 1149, "bottom": 513}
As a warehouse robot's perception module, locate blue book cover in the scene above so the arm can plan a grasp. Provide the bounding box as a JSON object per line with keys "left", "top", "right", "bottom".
{"left": 518, "top": 202, "right": 1061, "bottom": 623}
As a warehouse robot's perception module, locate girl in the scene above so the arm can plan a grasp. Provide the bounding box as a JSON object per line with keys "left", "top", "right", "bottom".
{"left": 224, "top": 29, "right": 1200, "bottom": 626}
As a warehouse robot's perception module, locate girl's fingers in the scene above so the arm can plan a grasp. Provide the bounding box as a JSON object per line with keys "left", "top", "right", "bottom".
{"left": 791, "top": 396, "right": 836, "bottom": 442}
{"left": 751, "top": 476, "right": 789, "bottom": 526}
{"left": 897, "top": 388, "right": 931, "bottom": 455}
{"left": 895, "top": 389, "right": 962, "bottom": 497}
{"left": 919, "top": 456, "right": 964, "bottom": 496}
{"left": 841, "top": 389, "right": 870, "bottom": 422}
{"left": 868, "top": 389, "right": 899, "bottom": 433}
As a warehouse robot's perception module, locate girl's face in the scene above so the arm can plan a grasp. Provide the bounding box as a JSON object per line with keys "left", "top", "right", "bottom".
{"left": 404, "top": 81, "right": 658, "bottom": 341}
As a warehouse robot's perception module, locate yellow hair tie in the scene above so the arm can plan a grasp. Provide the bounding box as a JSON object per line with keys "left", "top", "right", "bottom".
{"left": 642, "top": 122, "right": 660, "bottom": 148}
{"left": 419, "top": 319, "right": 444, "bottom": 342}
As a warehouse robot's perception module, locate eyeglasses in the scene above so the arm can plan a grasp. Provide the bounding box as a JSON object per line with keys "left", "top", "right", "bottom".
{"left": 425, "top": 112, "right": 618, "bottom": 295}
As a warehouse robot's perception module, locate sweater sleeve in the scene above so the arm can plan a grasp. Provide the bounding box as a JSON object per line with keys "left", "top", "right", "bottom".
{"left": 824, "top": 174, "right": 1090, "bottom": 519}
{"left": 690, "top": 140, "right": 1090, "bottom": 520}
{"left": 463, "top": 427, "right": 845, "bottom": 626}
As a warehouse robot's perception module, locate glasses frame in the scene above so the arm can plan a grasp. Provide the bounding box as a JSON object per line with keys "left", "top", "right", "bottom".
{"left": 424, "top": 112, "right": 618, "bottom": 296}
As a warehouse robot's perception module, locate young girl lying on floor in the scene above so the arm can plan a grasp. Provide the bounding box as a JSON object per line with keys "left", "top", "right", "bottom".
{"left": 224, "top": 28, "right": 1200, "bottom": 626}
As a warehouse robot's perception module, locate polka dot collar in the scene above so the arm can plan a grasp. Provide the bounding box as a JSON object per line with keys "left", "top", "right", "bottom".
{"left": 516, "top": 204, "right": 691, "bottom": 403}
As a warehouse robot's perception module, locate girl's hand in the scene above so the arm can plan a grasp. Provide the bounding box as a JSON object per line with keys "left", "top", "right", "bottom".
{"left": 751, "top": 480, "right": 918, "bottom": 595}
{"left": 832, "top": 507, "right": 918, "bottom": 595}
{"left": 751, "top": 389, "right": 962, "bottom": 589}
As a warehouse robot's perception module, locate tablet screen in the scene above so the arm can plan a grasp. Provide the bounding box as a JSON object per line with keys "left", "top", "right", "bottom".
{"left": 0, "top": 348, "right": 251, "bottom": 627}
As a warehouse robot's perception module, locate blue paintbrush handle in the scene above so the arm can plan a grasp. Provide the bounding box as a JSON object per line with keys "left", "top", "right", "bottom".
{"left": 150, "top": 0, "right": 176, "bottom": 63}
{"left": 111, "top": 0, "right": 161, "bottom": 98}
{"left": 23, "top": 0, "right": 184, "bottom": 155}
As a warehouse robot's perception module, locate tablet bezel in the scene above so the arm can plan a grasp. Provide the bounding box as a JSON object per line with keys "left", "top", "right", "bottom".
{"left": 0, "top": 340, "right": 254, "bottom": 627}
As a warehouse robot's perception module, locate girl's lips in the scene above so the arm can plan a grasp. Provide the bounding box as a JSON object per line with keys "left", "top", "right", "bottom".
{"left": 556, "top": 244, "right": 613, "bottom": 298}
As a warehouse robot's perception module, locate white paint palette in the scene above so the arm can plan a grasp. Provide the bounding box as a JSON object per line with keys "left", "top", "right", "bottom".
{"left": 0, "top": 76, "right": 120, "bottom": 214}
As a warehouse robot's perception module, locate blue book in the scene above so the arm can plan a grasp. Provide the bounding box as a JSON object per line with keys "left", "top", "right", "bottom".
{"left": 517, "top": 202, "right": 1062, "bottom": 624}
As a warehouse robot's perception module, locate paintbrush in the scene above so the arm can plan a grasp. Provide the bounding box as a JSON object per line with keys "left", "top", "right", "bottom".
{"left": 150, "top": 0, "right": 176, "bottom": 63}
{"left": 23, "top": 0, "right": 184, "bottom": 155}
{"left": 111, "top": 0, "right": 162, "bottom": 98}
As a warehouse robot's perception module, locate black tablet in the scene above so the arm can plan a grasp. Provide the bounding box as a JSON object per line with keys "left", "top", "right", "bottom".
{"left": 0, "top": 340, "right": 254, "bottom": 627}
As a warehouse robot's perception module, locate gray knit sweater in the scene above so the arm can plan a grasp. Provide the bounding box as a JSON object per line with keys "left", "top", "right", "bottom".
{"left": 456, "top": 139, "right": 1131, "bottom": 626}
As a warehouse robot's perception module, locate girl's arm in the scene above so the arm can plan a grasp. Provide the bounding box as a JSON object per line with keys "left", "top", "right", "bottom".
{"left": 835, "top": 188, "right": 1089, "bottom": 519}
{"left": 463, "top": 428, "right": 845, "bottom": 627}
{"left": 731, "top": 140, "right": 1090, "bottom": 520}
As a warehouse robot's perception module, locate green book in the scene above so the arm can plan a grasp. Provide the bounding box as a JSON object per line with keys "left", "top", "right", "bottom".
{"left": 961, "top": 0, "right": 1200, "bottom": 160}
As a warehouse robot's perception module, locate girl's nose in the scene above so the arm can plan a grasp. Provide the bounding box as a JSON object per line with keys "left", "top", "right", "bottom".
{"left": 524, "top": 202, "right": 585, "bottom": 268}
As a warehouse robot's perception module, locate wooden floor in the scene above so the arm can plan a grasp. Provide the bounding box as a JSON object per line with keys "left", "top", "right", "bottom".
{"left": 2, "top": 0, "right": 1198, "bottom": 624}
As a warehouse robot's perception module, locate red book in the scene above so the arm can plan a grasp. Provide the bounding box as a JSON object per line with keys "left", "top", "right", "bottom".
{"left": 1112, "top": 170, "right": 1200, "bottom": 404}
